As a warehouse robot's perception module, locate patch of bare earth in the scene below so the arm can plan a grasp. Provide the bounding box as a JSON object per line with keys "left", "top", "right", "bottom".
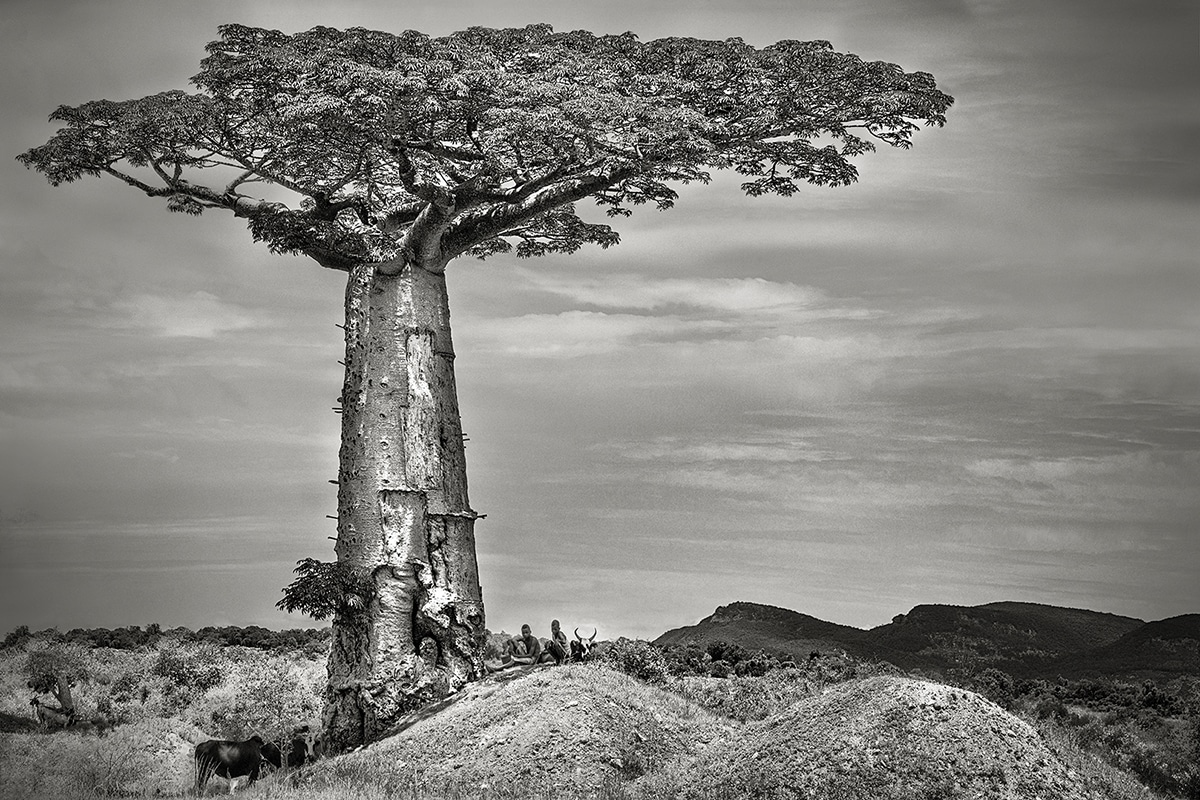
{"left": 297, "top": 665, "right": 730, "bottom": 796}
{"left": 296, "top": 670, "right": 1107, "bottom": 799}
{"left": 672, "top": 675, "right": 1093, "bottom": 799}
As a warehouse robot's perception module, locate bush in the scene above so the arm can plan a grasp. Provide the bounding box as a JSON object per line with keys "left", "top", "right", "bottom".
{"left": 970, "top": 667, "right": 1016, "bottom": 709}
{"left": 27, "top": 646, "right": 89, "bottom": 689}
{"left": 675, "top": 667, "right": 822, "bottom": 722}
{"left": 734, "top": 656, "right": 772, "bottom": 678}
{"left": 102, "top": 669, "right": 154, "bottom": 725}
{"left": 705, "top": 640, "right": 749, "bottom": 666}
{"left": 1139, "top": 681, "right": 1185, "bottom": 716}
{"left": 1035, "top": 696, "right": 1068, "bottom": 720}
{"left": 189, "top": 653, "right": 322, "bottom": 741}
{"left": 659, "top": 643, "right": 709, "bottom": 676}
{"left": 600, "top": 638, "right": 671, "bottom": 685}
{"left": 3, "top": 625, "right": 30, "bottom": 649}
{"left": 79, "top": 717, "right": 202, "bottom": 796}
{"left": 0, "top": 718, "right": 203, "bottom": 798}
{"left": 152, "top": 643, "right": 224, "bottom": 695}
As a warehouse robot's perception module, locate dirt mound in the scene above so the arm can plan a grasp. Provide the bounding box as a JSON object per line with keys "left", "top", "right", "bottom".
{"left": 298, "top": 664, "right": 730, "bottom": 796}
{"left": 298, "top": 670, "right": 1097, "bottom": 799}
{"left": 675, "top": 675, "right": 1089, "bottom": 799}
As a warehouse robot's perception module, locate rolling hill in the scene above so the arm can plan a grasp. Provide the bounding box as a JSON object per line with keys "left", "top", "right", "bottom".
{"left": 654, "top": 601, "right": 869, "bottom": 657}
{"left": 863, "top": 601, "right": 1144, "bottom": 675}
{"left": 654, "top": 601, "right": 1195, "bottom": 680}
{"left": 1046, "top": 613, "right": 1200, "bottom": 679}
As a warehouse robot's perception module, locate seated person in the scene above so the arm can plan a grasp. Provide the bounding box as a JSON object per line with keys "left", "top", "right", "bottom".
{"left": 544, "top": 619, "right": 569, "bottom": 665}
{"left": 509, "top": 624, "right": 542, "bottom": 665}
{"left": 486, "top": 624, "right": 543, "bottom": 672}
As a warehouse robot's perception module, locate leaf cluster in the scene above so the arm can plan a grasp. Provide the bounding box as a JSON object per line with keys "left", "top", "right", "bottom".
{"left": 276, "top": 557, "right": 372, "bottom": 621}
{"left": 18, "top": 23, "right": 951, "bottom": 270}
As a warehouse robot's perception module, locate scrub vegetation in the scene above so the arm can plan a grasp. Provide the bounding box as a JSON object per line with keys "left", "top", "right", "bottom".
{"left": 1, "top": 624, "right": 1196, "bottom": 799}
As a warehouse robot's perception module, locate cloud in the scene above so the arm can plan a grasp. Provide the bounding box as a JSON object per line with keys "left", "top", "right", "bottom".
{"left": 109, "top": 291, "right": 259, "bottom": 338}
{"left": 602, "top": 436, "right": 849, "bottom": 465}
{"left": 112, "top": 447, "right": 181, "bottom": 464}
{"left": 465, "top": 310, "right": 726, "bottom": 358}
{"left": 512, "top": 268, "right": 838, "bottom": 314}
{"left": 458, "top": 269, "right": 922, "bottom": 384}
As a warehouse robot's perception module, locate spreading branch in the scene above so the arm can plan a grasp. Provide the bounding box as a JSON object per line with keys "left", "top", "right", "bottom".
{"left": 17, "top": 24, "right": 951, "bottom": 271}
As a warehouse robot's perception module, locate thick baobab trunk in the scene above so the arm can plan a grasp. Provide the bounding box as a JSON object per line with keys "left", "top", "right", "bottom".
{"left": 323, "top": 258, "right": 485, "bottom": 752}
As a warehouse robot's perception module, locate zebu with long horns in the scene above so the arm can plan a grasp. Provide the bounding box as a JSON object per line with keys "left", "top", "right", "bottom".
{"left": 571, "top": 628, "right": 598, "bottom": 663}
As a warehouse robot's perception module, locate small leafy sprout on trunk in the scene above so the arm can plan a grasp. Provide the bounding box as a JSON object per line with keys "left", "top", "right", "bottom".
{"left": 277, "top": 558, "right": 374, "bottom": 621}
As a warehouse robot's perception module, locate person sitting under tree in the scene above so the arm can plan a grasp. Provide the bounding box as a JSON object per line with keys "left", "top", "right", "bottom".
{"left": 486, "top": 624, "right": 543, "bottom": 672}
{"left": 545, "top": 619, "right": 569, "bottom": 666}
{"left": 510, "top": 624, "right": 543, "bottom": 666}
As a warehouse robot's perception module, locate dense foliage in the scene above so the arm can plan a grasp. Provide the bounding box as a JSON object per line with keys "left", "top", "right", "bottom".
{"left": 1, "top": 633, "right": 325, "bottom": 798}
{"left": 18, "top": 24, "right": 951, "bottom": 273}
{"left": 1, "top": 623, "right": 331, "bottom": 653}
{"left": 599, "top": 638, "right": 672, "bottom": 685}
{"left": 969, "top": 672, "right": 1200, "bottom": 798}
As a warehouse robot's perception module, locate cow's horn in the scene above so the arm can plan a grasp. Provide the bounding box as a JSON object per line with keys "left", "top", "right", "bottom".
{"left": 588, "top": 627, "right": 597, "bottom": 642}
{"left": 574, "top": 627, "right": 583, "bottom": 641}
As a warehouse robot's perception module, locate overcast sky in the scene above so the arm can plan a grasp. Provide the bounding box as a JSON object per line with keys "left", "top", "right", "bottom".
{"left": 1, "top": 0, "right": 1197, "bottom": 640}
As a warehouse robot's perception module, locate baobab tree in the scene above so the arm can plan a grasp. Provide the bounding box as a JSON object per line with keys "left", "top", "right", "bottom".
{"left": 18, "top": 23, "right": 951, "bottom": 750}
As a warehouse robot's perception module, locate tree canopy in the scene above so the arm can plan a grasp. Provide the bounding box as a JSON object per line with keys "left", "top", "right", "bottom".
{"left": 18, "top": 23, "right": 952, "bottom": 271}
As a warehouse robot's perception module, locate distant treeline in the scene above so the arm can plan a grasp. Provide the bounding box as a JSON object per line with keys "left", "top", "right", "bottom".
{"left": 1, "top": 623, "right": 332, "bottom": 652}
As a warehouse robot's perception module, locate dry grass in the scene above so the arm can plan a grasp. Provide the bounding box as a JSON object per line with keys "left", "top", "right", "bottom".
{"left": 1034, "top": 720, "right": 1161, "bottom": 800}
{"left": 0, "top": 643, "right": 1173, "bottom": 800}
{"left": 261, "top": 773, "right": 635, "bottom": 800}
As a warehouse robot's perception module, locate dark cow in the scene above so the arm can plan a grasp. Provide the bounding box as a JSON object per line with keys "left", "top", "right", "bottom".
{"left": 194, "top": 735, "right": 281, "bottom": 794}
{"left": 279, "top": 724, "right": 321, "bottom": 769}
{"left": 571, "top": 627, "right": 598, "bottom": 662}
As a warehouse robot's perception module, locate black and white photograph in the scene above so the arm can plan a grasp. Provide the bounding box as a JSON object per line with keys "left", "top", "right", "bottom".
{"left": 1, "top": 1, "right": 1197, "bottom": 797}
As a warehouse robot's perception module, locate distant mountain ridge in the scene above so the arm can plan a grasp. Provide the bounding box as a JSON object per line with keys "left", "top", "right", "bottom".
{"left": 654, "top": 601, "right": 869, "bottom": 656}
{"left": 654, "top": 601, "right": 1199, "bottom": 680}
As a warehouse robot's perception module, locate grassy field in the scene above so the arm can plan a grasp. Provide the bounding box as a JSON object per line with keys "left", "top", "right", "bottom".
{"left": 0, "top": 632, "right": 1192, "bottom": 799}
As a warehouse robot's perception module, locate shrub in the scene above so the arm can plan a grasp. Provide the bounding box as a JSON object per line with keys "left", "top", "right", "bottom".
{"left": 733, "top": 656, "right": 772, "bottom": 678}
{"left": 80, "top": 718, "right": 201, "bottom": 796}
{"left": 705, "top": 640, "right": 749, "bottom": 666}
{"left": 1139, "top": 681, "right": 1185, "bottom": 716}
{"left": 0, "top": 732, "right": 82, "bottom": 798}
{"left": 676, "top": 668, "right": 819, "bottom": 722}
{"left": 3, "top": 625, "right": 30, "bottom": 649}
{"left": 0, "top": 718, "right": 203, "bottom": 798}
{"left": 190, "top": 653, "right": 322, "bottom": 741}
{"left": 152, "top": 643, "right": 223, "bottom": 695}
{"left": 102, "top": 669, "right": 154, "bottom": 725}
{"left": 1035, "top": 696, "right": 1068, "bottom": 720}
{"left": 600, "top": 638, "right": 671, "bottom": 685}
{"left": 709, "top": 659, "right": 732, "bottom": 679}
{"left": 659, "top": 643, "right": 708, "bottom": 676}
{"left": 27, "top": 646, "right": 89, "bottom": 689}
{"left": 970, "top": 667, "right": 1016, "bottom": 709}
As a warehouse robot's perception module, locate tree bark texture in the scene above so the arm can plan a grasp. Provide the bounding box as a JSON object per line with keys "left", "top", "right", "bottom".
{"left": 323, "top": 258, "right": 485, "bottom": 752}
